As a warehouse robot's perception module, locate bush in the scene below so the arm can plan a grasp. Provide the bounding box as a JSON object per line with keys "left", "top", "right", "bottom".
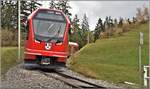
{"left": 1, "top": 29, "right": 18, "bottom": 46}
{"left": 100, "top": 32, "right": 109, "bottom": 38}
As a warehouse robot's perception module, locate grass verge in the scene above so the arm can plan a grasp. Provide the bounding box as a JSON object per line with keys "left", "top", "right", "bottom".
{"left": 1, "top": 47, "right": 24, "bottom": 79}
{"left": 68, "top": 23, "right": 149, "bottom": 85}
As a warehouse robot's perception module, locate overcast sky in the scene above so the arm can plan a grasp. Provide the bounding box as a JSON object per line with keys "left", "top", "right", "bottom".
{"left": 40, "top": 1, "right": 150, "bottom": 30}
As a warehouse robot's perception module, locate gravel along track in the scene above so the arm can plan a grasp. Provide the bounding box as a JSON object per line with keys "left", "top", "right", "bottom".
{"left": 1, "top": 64, "right": 72, "bottom": 89}
{"left": 1, "top": 63, "right": 126, "bottom": 89}
{"left": 39, "top": 70, "right": 106, "bottom": 89}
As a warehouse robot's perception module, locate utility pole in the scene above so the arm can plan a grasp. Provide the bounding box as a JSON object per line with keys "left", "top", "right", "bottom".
{"left": 149, "top": 13, "right": 150, "bottom": 89}
{"left": 0, "top": 1, "right": 2, "bottom": 88}
{"left": 18, "top": 1, "right": 21, "bottom": 60}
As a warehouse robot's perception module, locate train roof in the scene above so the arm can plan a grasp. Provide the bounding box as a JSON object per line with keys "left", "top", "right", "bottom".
{"left": 27, "top": 8, "right": 70, "bottom": 24}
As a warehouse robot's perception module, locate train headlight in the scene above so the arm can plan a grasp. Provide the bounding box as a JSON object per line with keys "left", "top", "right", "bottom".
{"left": 45, "top": 43, "right": 51, "bottom": 50}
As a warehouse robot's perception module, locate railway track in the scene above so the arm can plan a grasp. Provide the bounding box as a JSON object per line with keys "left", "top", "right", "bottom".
{"left": 39, "top": 69, "right": 107, "bottom": 89}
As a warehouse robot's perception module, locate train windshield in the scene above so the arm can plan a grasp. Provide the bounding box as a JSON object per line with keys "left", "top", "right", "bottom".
{"left": 33, "top": 10, "right": 66, "bottom": 42}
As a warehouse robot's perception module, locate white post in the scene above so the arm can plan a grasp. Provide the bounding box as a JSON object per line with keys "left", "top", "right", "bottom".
{"left": 144, "top": 66, "right": 148, "bottom": 87}
{"left": 18, "top": 1, "right": 21, "bottom": 60}
{"left": 139, "top": 32, "right": 143, "bottom": 88}
{"left": 139, "top": 45, "right": 142, "bottom": 72}
{"left": 139, "top": 45, "right": 142, "bottom": 88}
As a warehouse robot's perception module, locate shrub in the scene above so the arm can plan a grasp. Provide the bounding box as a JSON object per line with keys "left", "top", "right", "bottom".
{"left": 1, "top": 29, "right": 18, "bottom": 46}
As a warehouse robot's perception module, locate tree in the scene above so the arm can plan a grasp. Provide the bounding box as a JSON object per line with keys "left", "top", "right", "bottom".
{"left": 55, "top": 0, "right": 72, "bottom": 17}
{"left": 20, "top": 1, "right": 42, "bottom": 32}
{"left": 30, "top": 1, "right": 42, "bottom": 12}
{"left": 136, "top": 6, "right": 149, "bottom": 23}
{"left": 143, "top": 6, "right": 149, "bottom": 21}
{"left": 81, "top": 14, "right": 89, "bottom": 33}
{"left": 118, "top": 17, "right": 123, "bottom": 27}
{"left": 81, "top": 13, "right": 89, "bottom": 44}
{"left": 69, "top": 14, "right": 85, "bottom": 48}
{"left": 104, "top": 16, "right": 109, "bottom": 31}
{"left": 114, "top": 18, "right": 118, "bottom": 28}
{"left": 72, "top": 14, "right": 80, "bottom": 28}
{"left": 132, "top": 17, "right": 137, "bottom": 24}
{"left": 136, "top": 8, "right": 142, "bottom": 18}
{"left": 104, "top": 16, "right": 111, "bottom": 37}
{"left": 94, "top": 18, "right": 104, "bottom": 42}
{"left": 72, "top": 14, "right": 80, "bottom": 36}
{"left": 136, "top": 7, "right": 144, "bottom": 23}
{"left": 108, "top": 16, "right": 114, "bottom": 28}
{"left": 48, "top": 0, "right": 72, "bottom": 20}
{"left": 127, "top": 18, "right": 131, "bottom": 24}
{"left": 49, "top": 0, "right": 56, "bottom": 9}
{"left": 1, "top": 1, "right": 41, "bottom": 31}
{"left": 70, "top": 14, "right": 80, "bottom": 42}
{"left": 1, "top": 1, "right": 18, "bottom": 30}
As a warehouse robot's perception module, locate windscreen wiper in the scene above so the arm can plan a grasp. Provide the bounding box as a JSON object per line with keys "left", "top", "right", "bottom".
{"left": 47, "top": 24, "right": 63, "bottom": 43}
{"left": 48, "top": 23, "right": 55, "bottom": 33}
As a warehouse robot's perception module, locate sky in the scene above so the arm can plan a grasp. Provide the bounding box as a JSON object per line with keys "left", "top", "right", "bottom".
{"left": 39, "top": 1, "right": 150, "bottom": 30}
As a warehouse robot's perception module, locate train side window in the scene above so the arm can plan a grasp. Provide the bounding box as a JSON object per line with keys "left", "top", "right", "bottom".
{"left": 26, "top": 21, "right": 29, "bottom": 40}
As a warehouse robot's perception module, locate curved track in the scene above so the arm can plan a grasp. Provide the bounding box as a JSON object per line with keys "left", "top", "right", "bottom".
{"left": 39, "top": 69, "right": 107, "bottom": 89}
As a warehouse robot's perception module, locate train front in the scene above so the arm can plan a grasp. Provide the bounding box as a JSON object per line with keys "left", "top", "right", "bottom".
{"left": 24, "top": 8, "right": 70, "bottom": 68}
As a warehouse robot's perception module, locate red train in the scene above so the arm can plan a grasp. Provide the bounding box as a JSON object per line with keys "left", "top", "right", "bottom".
{"left": 24, "top": 8, "right": 71, "bottom": 68}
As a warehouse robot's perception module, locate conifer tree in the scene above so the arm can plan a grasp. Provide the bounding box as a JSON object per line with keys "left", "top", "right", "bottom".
{"left": 81, "top": 13, "right": 89, "bottom": 44}
{"left": 49, "top": 0, "right": 56, "bottom": 9}
{"left": 118, "top": 17, "right": 123, "bottom": 27}
{"left": 1, "top": 1, "right": 41, "bottom": 31}
{"left": 20, "top": 1, "right": 42, "bottom": 31}
{"left": 1, "top": 1, "right": 18, "bottom": 30}
{"left": 114, "top": 18, "right": 118, "bottom": 28}
{"left": 55, "top": 0, "right": 72, "bottom": 17}
{"left": 70, "top": 14, "right": 85, "bottom": 48}
{"left": 94, "top": 18, "right": 103, "bottom": 42}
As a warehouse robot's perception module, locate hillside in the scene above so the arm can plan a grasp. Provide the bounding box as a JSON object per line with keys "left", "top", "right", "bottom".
{"left": 69, "top": 22, "right": 149, "bottom": 85}
{"left": 1, "top": 47, "right": 24, "bottom": 79}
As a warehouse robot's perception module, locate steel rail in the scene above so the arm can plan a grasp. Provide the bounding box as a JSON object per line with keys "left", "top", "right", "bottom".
{"left": 39, "top": 71, "right": 83, "bottom": 89}
{"left": 39, "top": 70, "right": 106, "bottom": 89}
{"left": 55, "top": 71, "right": 106, "bottom": 89}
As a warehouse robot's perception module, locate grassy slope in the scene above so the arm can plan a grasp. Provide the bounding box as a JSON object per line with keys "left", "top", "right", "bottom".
{"left": 69, "top": 23, "right": 149, "bottom": 84}
{"left": 1, "top": 47, "right": 24, "bottom": 78}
